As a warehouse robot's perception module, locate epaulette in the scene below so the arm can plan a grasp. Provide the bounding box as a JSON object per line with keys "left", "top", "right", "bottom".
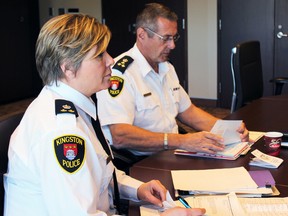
{"left": 112, "top": 55, "right": 134, "bottom": 74}
{"left": 55, "top": 99, "right": 78, "bottom": 117}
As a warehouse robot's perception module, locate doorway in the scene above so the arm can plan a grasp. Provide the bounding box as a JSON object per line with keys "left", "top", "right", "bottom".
{"left": 218, "top": 0, "right": 288, "bottom": 108}
{"left": 0, "top": 0, "right": 40, "bottom": 104}
{"left": 275, "top": 0, "right": 288, "bottom": 84}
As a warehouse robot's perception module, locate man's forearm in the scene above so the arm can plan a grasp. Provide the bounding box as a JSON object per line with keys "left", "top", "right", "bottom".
{"left": 109, "top": 123, "right": 180, "bottom": 151}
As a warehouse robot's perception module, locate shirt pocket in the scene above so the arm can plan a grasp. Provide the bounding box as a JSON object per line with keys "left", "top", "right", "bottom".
{"left": 136, "top": 94, "right": 160, "bottom": 112}
{"left": 169, "top": 86, "right": 181, "bottom": 105}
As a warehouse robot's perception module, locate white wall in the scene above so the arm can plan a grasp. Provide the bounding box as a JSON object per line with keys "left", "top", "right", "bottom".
{"left": 38, "top": 0, "right": 217, "bottom": 100}
{"left": 38, "top": 0, "right": 102, "bottom": 26}
{"left": 187, "top": 0, "right": 217, "bottom": 99}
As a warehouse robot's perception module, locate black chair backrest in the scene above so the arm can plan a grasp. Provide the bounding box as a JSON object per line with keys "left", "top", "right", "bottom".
{"left": 0, "top": 112, "right": 24, "bottom": 215}
{"left": 233, "top": 40, "right": 263, "bottom": 111}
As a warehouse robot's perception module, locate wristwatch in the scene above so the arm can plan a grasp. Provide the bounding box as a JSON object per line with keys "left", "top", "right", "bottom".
{"left": 164, "top": 133, "right": 168, "bottom": 150}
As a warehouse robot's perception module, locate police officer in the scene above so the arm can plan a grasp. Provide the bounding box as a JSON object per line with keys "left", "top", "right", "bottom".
{"left": 4, "top": 13, "right": 206, "bottom": 216}
{"left": 97, "top": 3, "right": 249, "bottom": 158}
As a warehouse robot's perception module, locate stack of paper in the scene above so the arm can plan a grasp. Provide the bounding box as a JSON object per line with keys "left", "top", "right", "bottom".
{"left": 249, "top": 149, "right": 284, "bottom": 168}
{"left": 174, "top": 120, "right": 250, "bottom": 160}
{"left": 174, "top": 142, "right": 249, "bottom": 160}
{"left": 171, "top": 167, "right": 273, "bottom": 196}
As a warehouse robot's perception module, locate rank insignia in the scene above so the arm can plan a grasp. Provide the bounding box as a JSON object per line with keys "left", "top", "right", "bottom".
{"left": 112, "top": 55, "right": 133, "bottom": 74}
{"left": 108, "top": 76, "right": 124, "bottom": 97}
{"left": 55, "top": 99, "right": 78, "bottom": 117}
{"left": 54, "top": 135, "right": 85, "bottom": 173}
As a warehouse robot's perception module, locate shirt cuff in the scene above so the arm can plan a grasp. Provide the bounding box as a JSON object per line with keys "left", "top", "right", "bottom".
{"left": 116, "top": 169, "right": 143, "bottom": 202}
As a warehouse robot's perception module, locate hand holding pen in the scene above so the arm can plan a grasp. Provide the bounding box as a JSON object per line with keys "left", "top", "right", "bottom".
{"left": 177, "top": 196, "right": 191, "bottom": 208}
{"left": 159, "top": 196, "right": 205, "bottom": 216}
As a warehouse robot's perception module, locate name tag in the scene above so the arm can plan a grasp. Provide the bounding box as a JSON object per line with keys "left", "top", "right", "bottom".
{"left": 143, "top": 92, "right": 152, "bottom": 97}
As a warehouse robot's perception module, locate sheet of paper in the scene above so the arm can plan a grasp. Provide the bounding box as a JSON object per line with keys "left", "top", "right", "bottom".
{"left": 140, "top": 193, "right": 245, "bottom": 216}
{"left": 175, "top": 193, "right": 246, "bottom": 216}
{"left": 176, "top": 194, "right": 288, "bottom": 216}
{"left": 239, "top": 197, "right": 288, "bottom": 216}
{"left": 240, "top": 131, "right": 264, "bottom": 155}
{"left": 162, "top": 191, "right": 176, "bottom": 208}
{"left": 211, "top": 120, "right": 242, "bottom": 145}
{"left": 171, "top": 167, "right": 258, "bottom": 193}
{"left": 249, "top": 149, "right": 284, "bottom": 168}
{"left": 141, "top": 193, "right": 288, "bottom": 216}
{"left": 140, "top": 191, "right": 176, "bottom": 216}
{"left": 249, "top": 131, "right": 265, "bottom": 143}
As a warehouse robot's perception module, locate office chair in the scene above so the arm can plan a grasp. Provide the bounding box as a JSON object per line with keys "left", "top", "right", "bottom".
{"left": 270, "top": 77, "right": 288, "bottom": 95}
{"left": 230, "top": 41, "right": 264, "bottom": 113}
{"left": 0, "top": 112, "right": 24, "bottom": 215}
{"left": 230, "top": 41, "right": 288, "bottom": 113}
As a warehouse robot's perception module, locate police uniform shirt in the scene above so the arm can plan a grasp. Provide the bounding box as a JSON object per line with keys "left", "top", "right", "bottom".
{"left": 97, "top": 44, "right": 192, "bottom": 156}
{"left": 4, "top": 81, "right": 142, "bottom": 216}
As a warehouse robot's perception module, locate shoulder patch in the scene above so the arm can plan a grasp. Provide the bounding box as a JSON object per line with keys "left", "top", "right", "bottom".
{"left": 54, "top": 135, "right": 85, "bottom": 173}
{"left": 108, "top": 76, "right": 124, "bottom": 97}
{"left": 55, "top": 99, "right": 78, "bottom": 117}
{"left": 112, "top": 55, "right": 134, "bottom": 74}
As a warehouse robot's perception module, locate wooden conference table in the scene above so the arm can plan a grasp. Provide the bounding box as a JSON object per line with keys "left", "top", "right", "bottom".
{"left": 128, "top": 95, "right": 288, "bottom": 215}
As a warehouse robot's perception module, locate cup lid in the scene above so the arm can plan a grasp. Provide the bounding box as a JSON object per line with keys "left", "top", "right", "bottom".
{"left": 265, "top": 132, "right": 283, "bottom": 138}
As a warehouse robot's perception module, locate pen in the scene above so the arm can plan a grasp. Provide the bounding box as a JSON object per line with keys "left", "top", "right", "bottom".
{"left": 177, "top": 196, "right": 191, "bottom": 208}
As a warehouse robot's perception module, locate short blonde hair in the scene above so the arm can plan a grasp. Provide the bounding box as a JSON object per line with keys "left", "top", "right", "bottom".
{"left": 36, "top": 14, "right": 111, "bottom": 85}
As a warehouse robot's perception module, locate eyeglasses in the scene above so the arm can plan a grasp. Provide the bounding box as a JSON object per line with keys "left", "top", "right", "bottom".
{"left": 143, "top": 27, "right": 180, "bottom": 43}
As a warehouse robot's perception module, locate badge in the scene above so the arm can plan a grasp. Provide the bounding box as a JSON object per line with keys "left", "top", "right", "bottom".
{"left": 108, "top": 76, "right": 124, "bottom": 97}
{"left": 54, "top": 135, "right": 85, "bottom": 173}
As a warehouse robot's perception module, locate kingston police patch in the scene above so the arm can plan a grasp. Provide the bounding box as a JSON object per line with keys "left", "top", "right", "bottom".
{"left": 54, "top": 135, "right": 85, "bottom": 173}
{"left": 108, "top": 76, "right": 124, "bottom": 97}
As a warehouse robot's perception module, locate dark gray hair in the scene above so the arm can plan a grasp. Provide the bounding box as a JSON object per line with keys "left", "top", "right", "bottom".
{"left": 135, "top": 3, "right": 178, "bottom": 32}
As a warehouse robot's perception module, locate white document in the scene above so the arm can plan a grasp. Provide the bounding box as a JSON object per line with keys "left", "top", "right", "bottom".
{"left": 171, "top": 167, "right": 259, "bottom": 194}
{"left": 249, "top": 149, "right": 284, "bottom": 168}
{"left": 211, "top": 120, "right": 243, "bottom": 145}
{"left": 140, "top": 193, "right": 288, "bottom": 216}
{"left": 240, "top": 131, "right": 264, "bottom": 155}
{"left": 140, "top": 191, "right": 176, "bottom": 216}
{"left": 140, "top": 193, "right": 245, "bottom": 216}
{"left": 249, "top": 131, "right": 265, "bottom": 143}
{"left": 177, "top": 193, "right": 246, "bottom": 216}
{"left": 239, "top": 197, "right": 288, "bottom": 216}
{"left": 174, "top": 141, "right": 249, "bottom": 160}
